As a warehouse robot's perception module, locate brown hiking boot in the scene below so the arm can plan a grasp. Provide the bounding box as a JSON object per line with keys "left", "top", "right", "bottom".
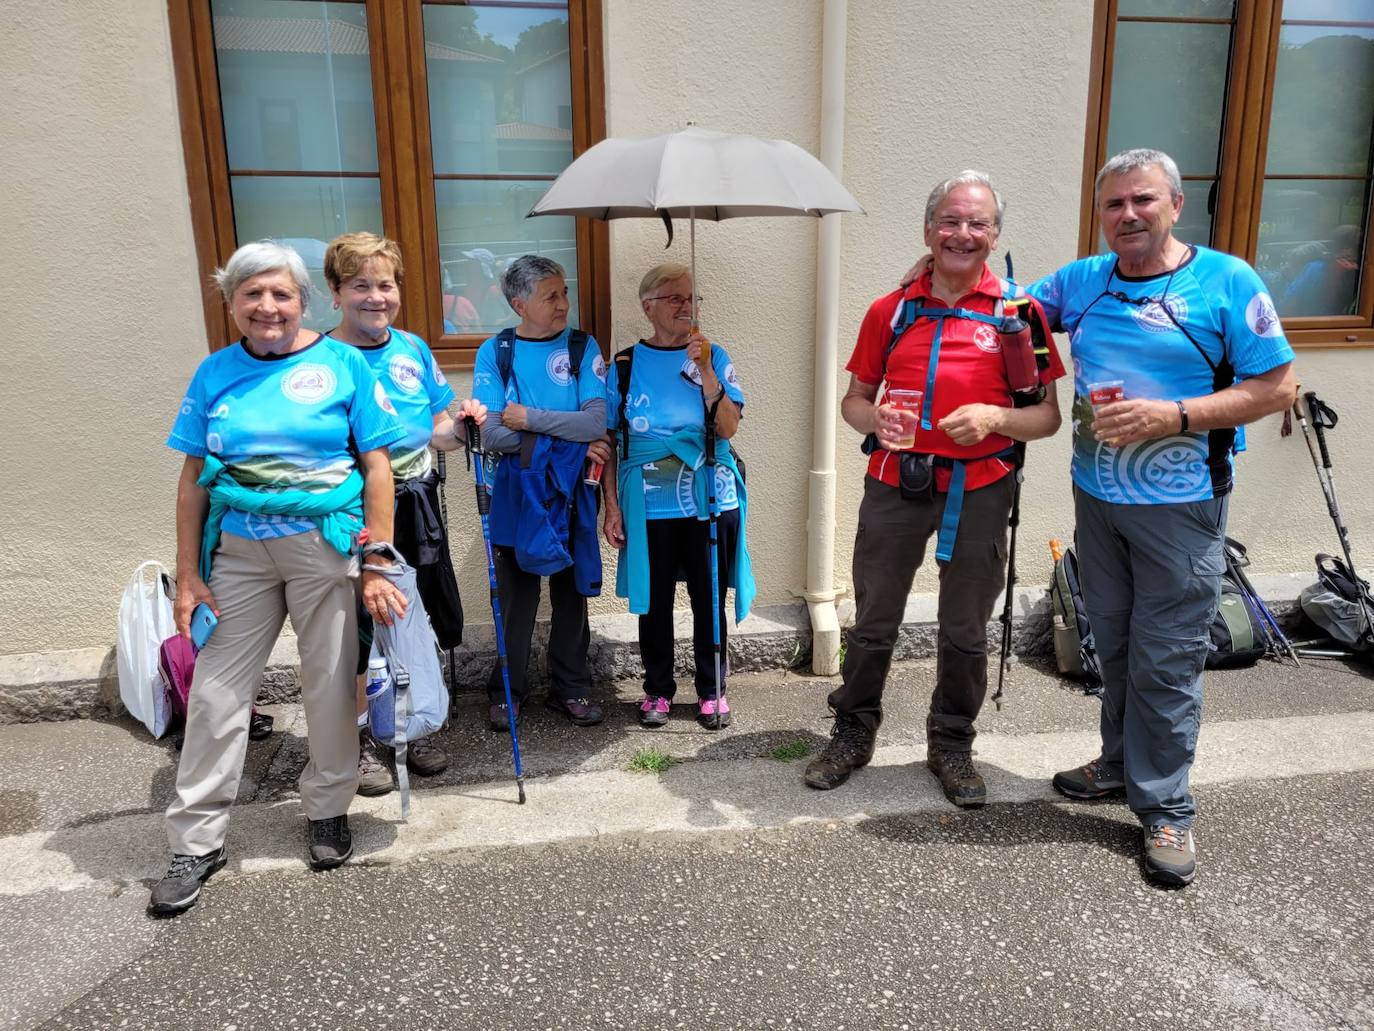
{"left": 926, "top": 747, "right": 986, "bottom": 808}
{"left": 356, "top": 729, "right": 394, "bottom": 797}
{"left": 804, "top": 715, "right": 876, "bottom": 790}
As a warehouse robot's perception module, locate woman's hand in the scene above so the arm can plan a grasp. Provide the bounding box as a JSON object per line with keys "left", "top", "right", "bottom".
{"left": 361, "top": 568, "right": 408, "bottom": 627}
{"left": 603, "top": 505, "right": 626, "bottom": 550}
{"left": 938, "top": 403, "right": 1005, "bottom": 447}
{"left": 501, "top": 403, "right": 530, "bottom": 431}
{"left": 174, "top": 573, "right": 217, "bottom": 640}
{"left": 587, "top": 437, "right": 612, "bottom": 466}
{"left": 686, "top": 333, "right": 719, "bottom": 392}
{"left": 875, "top": 402, "right": 917, "bottom": 451}
{"left": 458, "top": 397, "right": 487, "bottom": 427}
{"left": 901, "top": 254, "right": 934, "bottom": 287}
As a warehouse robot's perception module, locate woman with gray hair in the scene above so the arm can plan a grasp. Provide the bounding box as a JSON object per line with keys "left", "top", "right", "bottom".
{"left": 148, "top": 240, "right": 407, "bottom": 917}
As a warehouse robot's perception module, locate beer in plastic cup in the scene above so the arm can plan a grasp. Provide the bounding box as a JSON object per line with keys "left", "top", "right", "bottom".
{"left": 1087, "top": 380, "right": 1125, "bottom": 410}
{"left": 885, "top": 388, "right": 924, "bottom": 449}
{"left": 584, "top": 459, "right": 605, "bottom": 487}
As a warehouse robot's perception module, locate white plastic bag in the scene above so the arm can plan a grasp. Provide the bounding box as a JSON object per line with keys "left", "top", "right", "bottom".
{"left": 116, "top": 561, "right": 176, "bottom": 738}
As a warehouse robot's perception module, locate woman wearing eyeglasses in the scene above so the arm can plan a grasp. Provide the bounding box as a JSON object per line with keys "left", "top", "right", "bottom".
{"left": 601, "top": 263, "right": 754, "bottom": 729}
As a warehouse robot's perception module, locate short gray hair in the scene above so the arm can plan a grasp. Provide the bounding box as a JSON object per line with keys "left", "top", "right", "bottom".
{"left": 213, "top": 240, "right": 313, "bottom": 310}
{"left": 924, "top": 170, "right": 1005, "bottom": 230}
{"left": 502, "top": 254, "right": 566, "bottom": 305}
{"left": 1095, "top": 148, "right": 1183, "bottom": 202}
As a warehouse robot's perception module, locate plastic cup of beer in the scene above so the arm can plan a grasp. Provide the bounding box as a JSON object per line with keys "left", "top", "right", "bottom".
{"left": 584, "top": 459, "right": 605, "bottom": 488}
{"left": 1087, "top": 380, "right": 1125, "bottom": 412}
{"left": 885, "top": 388, "right": 923, "bottom": 449}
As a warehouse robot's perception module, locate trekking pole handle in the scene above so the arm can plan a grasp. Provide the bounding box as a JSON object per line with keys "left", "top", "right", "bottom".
{"left": 465, "top": 416, "right": 482, "bottom": 455}
{"left": 1304, "top": 392, "right": 1333, "bottom": 469}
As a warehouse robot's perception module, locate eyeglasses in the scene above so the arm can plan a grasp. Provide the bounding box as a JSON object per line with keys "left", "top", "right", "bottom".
{"left": 933, "top": 217, "right": 996, "bottom": 237}
{"left": 645, "top": 294, "right": 704, "bottom": 308}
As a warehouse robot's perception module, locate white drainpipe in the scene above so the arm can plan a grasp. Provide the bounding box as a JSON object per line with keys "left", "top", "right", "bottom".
{"left": 803, "top": 0, "right": 848, "bottom": 676}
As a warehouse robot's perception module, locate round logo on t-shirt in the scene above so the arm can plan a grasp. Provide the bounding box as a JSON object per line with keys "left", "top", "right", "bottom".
{"left": 1246, "top": 292, "right": 1283, "bottom": 338}
{"left": 592, "top": 354, "right": 608, "bottom": 381}
{"left": 547, "top": 349, "right": 573, "bottom": 386}
{"left": 681, "top": 358, "right": 703, "bottom": 386}
{"left": 281, "top": 364, "right": 337, "bottom": 404}
{"left": 973, "top": 325, "right": 1001, "bottom": 353}
{"left": 724, "top": 362, "right": 739, "bottom": 386}
{"left": 388, "top": 354, "right": 424, "bottom": 395}
{"left": 1130, "top": 293, "right": 1188, "bottom": 334}
{"left": 374, "top": 380, "right": 398, "bottom": 415}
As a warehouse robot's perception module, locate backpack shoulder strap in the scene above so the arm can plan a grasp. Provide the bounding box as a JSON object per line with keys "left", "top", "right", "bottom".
{"left": 567, "top": 329, "right": 589, "bottom": 380}
{"left": 613, "top": 345, "right": 636, "bottom": 460}
{"left": 495, "top": 328, "right": 517, "bottom": 391}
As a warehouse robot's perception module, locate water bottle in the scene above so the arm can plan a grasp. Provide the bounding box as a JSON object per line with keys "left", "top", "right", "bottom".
{"left": 365, "top": 657, "right": 390, "bottom": 700}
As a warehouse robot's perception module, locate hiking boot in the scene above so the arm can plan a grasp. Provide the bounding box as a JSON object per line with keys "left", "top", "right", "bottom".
{"left": 307, "top": 815, "right": 353, "bottom": 870}
{"left": 147, "top": 846, "right": 228, "bottom": 917}
{"left": 356, "top": 730, "right": 394, "bottom": 797}
{"left": 248, "top": 710, "right": 274, "bottom": 741}
{"left": 489, "top": 701, "right": 520, "bottom": 732}
{"left": 405, "top": 734, "right": 449, "bottom": 777}
{"left": 804, "top": 715, "right": 876, "bottom": 790}
{"left": 639, "top": 695, "right": 671, "bottom": 728}
{"left": 1052, "top": 757, "right": 1126, "bottom": 801}
{"left": 1143, "top": 823, "right": 1196, "bottom": 887}
{"left": 926, "top": 747, "right": 986, "bottom": 808}
{"left": 546, "top": 695, "right": 604, "bottom": 727}
{"left": 697, "top": 696, "right": 732, "bottom": 730}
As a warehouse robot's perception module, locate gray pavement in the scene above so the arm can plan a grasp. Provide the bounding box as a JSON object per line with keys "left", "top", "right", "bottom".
{"left": 2, "top": 656, "right": 1373, "bottom": 1029}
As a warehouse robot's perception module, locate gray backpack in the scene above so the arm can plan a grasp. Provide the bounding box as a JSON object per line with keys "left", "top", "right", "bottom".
{"left": 1299, "top": 554, "right": 1374, "bottom": 652}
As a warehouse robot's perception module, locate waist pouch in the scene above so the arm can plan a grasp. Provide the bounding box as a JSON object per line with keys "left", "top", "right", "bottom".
{"left": 898, "top": 452, "right": 935, "bottom": 500}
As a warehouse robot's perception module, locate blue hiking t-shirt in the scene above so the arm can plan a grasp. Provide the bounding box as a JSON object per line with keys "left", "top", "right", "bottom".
{"left": 471, "top": 328, "right": 606, "bottom": 416}
{"left": 167, "top": 336, "right": 405, "bottom": 539}
{"left": 606, "top": 341, "right": 745, "bottom": 519}
{"left": 1027, "top": 246, "right": 1294, "bottom": 504}
{"left": 337, "top": 328, "right": 455, "bottom": 481}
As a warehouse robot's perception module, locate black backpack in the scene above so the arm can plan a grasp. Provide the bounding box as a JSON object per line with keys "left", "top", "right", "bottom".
{"left": 1205, "top": 572, "right": 1267, "bottom": 669}
{"left": 1049, "top": 544, "right": 1102, "bottom": 690}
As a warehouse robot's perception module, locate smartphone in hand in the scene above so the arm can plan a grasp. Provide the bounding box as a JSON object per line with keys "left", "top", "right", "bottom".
{"left": 190, "top": 603, "right": 218, "bottom": 650}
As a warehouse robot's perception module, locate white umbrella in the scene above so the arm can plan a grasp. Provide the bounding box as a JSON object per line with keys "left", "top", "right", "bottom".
{"left": 527, "top": 124, "right": 863, "bottom": 323}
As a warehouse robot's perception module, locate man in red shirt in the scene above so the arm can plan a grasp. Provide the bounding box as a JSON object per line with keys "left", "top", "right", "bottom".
{"left": 805, "top": 171, "right": 1066, "bottom": 805}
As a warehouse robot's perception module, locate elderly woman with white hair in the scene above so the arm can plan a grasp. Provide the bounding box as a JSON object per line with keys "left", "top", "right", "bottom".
{"left": 149, "top": 240, "right": 407, "bottom": 917}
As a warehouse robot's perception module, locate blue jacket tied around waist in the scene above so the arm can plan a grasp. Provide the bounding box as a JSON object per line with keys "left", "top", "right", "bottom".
{"left": 491, "top": 435, "right": 602, "bottom": 596}
{"left": 197, "top": 454, "right": 363, "bottom": 580}
{"left": 615, "top": 426, "right": 755, "bottom": 620}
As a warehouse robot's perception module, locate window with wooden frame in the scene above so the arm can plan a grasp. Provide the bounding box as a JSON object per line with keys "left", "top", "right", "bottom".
{"left": 170, "top": 0, "right": 608, "bottom": 367}
{"left": 1082, "top": 0, "right": 1374, "bottom": 347}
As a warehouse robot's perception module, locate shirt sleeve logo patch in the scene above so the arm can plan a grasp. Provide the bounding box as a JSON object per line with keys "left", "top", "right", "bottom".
{"left": 547, "top": 349, "right": 573, "bottom": 386}
{"left": 724, "top": 362, "right": 739, "bottom": 386}
{"left": 281, "top": 364, "right": 337, "bottom": 404}
{"left": 680, "top": 358, "right": 703, "bottom": 386}
{"left": 374, "top": 380, "right": 398, "bottom": 415}
{"left": 387, "top": 354, "right": 424, "bottom": 395}
{"left": 973, "top": 325, "right": 1002, "bottom": 353}
{"left": 592, "top": 354, "right": 608, "bottom": 381}
{"left": 1246, "top": 292, "right": 1283, "bottom": 337}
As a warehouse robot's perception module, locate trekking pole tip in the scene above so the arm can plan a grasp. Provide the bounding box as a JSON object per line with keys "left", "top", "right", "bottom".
{"left": 517, "top": 780, "right": 527, "bottom": 805}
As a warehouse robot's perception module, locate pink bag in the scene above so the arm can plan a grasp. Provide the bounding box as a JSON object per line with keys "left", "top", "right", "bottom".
{"left": 158, "top": 635, "right": 197, "bottom": 726}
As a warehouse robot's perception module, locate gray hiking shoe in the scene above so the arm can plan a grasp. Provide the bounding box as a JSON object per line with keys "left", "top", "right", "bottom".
{"left": 1144, "top": 823, "right": 1196, "bottom": 887}
{"left": 927, "top": 748, "right": 986, "bottom": 807}
{"left": 307, "top": 815, "right": 353, "bottom": 870}
{"left": 1052, "top": 757, "right": 1126, "bottom": 801}
{"left": 405, "top": 734, "right": 449, "bottom": 777}
{"left": 147, "top": 846, "right": 228, "bottom": 917}
{"left": 356, "top": 730, "right": 394, "bottom": 797}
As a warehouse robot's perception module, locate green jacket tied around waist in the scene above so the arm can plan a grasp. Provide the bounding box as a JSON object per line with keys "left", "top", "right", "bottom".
{"left": 197, "top": 454, "right": 364, "bottom": 580}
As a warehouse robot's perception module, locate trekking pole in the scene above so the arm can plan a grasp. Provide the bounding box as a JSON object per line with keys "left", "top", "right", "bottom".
{"left": 704, "top": 393, "right": 726, "bottom": 730}
{"left": 435, "top": 447, "right": 458, "bottom": 705}
{"left": 464, "top": 418, "right": 526, "bottom": 804}
{"left": 992, "top": 443, "right": 1026, "bottom": 710}
{"left": 1223, "top": 541, "right": 1299, "bottom": 666}
{"left": 1295, "top": 391, "right": 1374, "bottom": 635}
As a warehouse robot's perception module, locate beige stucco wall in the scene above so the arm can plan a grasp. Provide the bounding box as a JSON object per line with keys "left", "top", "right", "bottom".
{"left": 1, "top": 0, "right": 1369, "bottom": 657}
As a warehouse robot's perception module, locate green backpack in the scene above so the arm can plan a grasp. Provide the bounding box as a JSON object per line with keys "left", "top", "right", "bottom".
{"left": 1205, "top": 573, "right": 1266, "bottom": 670}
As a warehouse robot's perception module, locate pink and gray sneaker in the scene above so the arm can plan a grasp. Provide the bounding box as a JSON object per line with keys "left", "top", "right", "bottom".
{"left": 639, "top": 695, "right": 671, "bottom": 728}
{"left": 698, "top": 696, "right": 732, "bottom": 729}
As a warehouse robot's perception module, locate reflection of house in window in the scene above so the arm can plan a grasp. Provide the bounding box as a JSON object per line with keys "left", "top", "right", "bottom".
{"left": 425, "top": 41, "right": 505, "bottom": 175}
{"left": 495, "top": 48, "right": 573, "bottom": 174}
{"left": 212, "top": 15, "right": 379, "bottom": 172}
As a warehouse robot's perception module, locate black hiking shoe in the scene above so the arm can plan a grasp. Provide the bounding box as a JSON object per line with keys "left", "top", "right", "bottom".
{"left": 926, "top": 748, "right": 987, "bottom": 808}
{"left": 1052, "top": 757, "right": 1126, "bottom": 801}
{"left": 804, "top": 715, "right": 876, "bottom": 790}
{"left": 307, "top": 815, "right": 353, "bottom": 870}
{"left": 489, "top": 701, "right": 520, "bottom": 732}
{"left": 248, "top": 710, "right": 274, "bottom": 741}
{"left": 546, "top": 695, "right": 604, "bottom": 726}
{"left": 147, "top": 846, "right": 228, "bottom": 917}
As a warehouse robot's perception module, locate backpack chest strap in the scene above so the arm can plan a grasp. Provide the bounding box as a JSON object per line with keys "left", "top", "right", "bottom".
{"left": 889, "top": 298, "right": 1006, "bottom": 431}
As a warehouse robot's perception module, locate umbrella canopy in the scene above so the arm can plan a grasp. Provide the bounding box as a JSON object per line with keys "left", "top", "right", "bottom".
{"left": 527, "top": 125, "right": 863, "bottom": 222}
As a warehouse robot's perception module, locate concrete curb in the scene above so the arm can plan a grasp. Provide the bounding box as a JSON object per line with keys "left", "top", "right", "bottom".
{"left": 0, "top": 574, "right": 1313, "bottom": 725}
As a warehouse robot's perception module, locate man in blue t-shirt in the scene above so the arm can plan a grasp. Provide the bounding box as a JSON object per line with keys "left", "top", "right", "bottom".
{"left": 1027, "top": 149, "right": 1296, "bottom": 888}
{"left": 471, "top": 255, "right": 612, "bottom": 730}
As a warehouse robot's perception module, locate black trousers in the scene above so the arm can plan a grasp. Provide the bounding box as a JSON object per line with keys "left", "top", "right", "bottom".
{"left": 486, "top": 546, "right": 592, "bottom": 704}
{"left": 827, "top": 476, "right": 1012, "bottom": 750}
{"left": 639, "top": 508, "right": 740, "bottom": 700}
